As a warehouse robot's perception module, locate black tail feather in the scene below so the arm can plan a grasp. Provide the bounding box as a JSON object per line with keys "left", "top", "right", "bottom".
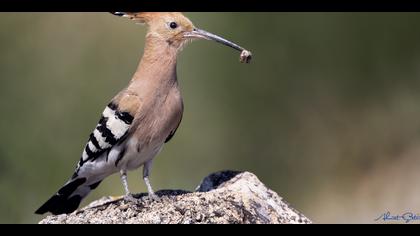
{"left": 35, "top": 178, "right": 87, "bottom": 215}
{"left": 35, "top": 194, "right": 83, "bottom": 215}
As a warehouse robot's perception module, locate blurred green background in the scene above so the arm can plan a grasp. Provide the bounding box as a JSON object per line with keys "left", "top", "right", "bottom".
{"left": 1, "top": 12, "right": 420, "bottom": 223}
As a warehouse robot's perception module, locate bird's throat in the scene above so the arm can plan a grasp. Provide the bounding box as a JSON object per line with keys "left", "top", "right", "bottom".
{"left": 129, "top": 36, "right": 179, "bottom": 99}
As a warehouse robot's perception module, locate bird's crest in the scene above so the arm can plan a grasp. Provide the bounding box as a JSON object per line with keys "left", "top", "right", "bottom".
{"left": 111, "top": 12, "right": 192, "bottom": 27}
{"left": 111, "top": 12, "right": 150, "bottom": 25}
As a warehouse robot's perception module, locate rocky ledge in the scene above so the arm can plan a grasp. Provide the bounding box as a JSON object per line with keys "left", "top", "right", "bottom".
{"left": 39, "top": 170, "right": 311, "bottom": 224}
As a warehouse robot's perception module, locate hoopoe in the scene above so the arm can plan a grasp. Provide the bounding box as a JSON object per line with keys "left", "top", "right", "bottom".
{"left": 35, "top": 12, "right": 251, "bottom": 215}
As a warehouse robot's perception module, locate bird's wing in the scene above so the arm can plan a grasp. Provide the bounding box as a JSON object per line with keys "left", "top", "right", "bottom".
{"left": 35, "top": 95, "right": 140, "bottom": 215}
{"left": 165, "top": 111, "right": 183, "bottom": 143}
{"left": 73, "top": 95, "right": 139, "bottom": 178}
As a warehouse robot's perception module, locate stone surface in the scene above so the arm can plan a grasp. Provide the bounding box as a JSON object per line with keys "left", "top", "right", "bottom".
{"left": 39, "top": 170, "right": 311, "bottom": 224}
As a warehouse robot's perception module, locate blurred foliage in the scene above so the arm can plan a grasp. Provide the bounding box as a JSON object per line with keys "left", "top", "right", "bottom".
{"left": 1, "top": 13, "right": 420, "bottom": 223}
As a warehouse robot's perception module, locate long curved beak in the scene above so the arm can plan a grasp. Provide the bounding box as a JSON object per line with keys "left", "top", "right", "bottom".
{"left": 184, "top": 28, "right": 247, "bottom": 53}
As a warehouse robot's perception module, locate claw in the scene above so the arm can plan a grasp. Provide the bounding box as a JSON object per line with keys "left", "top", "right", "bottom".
{"left": 123, "top": 193, "right": 138, "bottom": 203}
{"left": 147, "top": 192, "right": 160, "bottom": 201}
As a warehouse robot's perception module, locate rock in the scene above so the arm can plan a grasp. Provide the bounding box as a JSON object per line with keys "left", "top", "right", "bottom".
{"left": 39, "top": 170, "right": 311, "bottom": 224}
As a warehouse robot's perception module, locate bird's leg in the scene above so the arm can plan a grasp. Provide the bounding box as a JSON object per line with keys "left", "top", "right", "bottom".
{"left": 143, "top": 160, "right": 159, "bottom": 201}
{"left": 120, "top": 170, "right": 137, "bottom": 203}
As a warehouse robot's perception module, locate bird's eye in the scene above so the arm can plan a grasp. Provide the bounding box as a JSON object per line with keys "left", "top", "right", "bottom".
{"left": 169, "top": 22, "right": 178, "bottom": 29}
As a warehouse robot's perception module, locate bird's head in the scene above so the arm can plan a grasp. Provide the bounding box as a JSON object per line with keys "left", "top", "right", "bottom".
{"left": 112, "top": 12, "right": 252, "bottom": 63}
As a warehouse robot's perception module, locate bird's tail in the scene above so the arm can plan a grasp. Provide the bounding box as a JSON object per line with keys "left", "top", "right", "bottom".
{"left": 35, "top": 177, "right": 102, "bottom": 215}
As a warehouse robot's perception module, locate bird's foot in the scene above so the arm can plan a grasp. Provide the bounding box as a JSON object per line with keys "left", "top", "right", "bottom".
{"left": 123, "top": 193, "right": 138, "bottom": 204}
{"left": 147, "top": 192, "right": 160, "bottom": 202}
{"left": 143, "top": 176, "right": 159, "bottom": 201}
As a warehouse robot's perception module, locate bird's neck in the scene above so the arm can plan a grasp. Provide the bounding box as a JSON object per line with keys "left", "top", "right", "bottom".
{"left": 131, "top": 36, "right": 179, "bottom": 86}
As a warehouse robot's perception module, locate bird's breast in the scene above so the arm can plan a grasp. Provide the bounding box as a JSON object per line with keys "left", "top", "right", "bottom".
{"left": 122, "top": 86, "right": 183, "bottom": 169}
{"left": 143, "top": 86, "right": 183, "bottom": 138}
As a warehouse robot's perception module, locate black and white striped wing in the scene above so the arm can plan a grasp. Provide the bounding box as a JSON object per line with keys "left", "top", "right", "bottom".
{"left": 74, "top": 102, "right": 134, "bottom": 177}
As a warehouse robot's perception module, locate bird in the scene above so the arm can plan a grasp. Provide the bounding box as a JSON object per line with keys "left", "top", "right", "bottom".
{"left": 35, "top": 12, "right": 252, "bottom": 215}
